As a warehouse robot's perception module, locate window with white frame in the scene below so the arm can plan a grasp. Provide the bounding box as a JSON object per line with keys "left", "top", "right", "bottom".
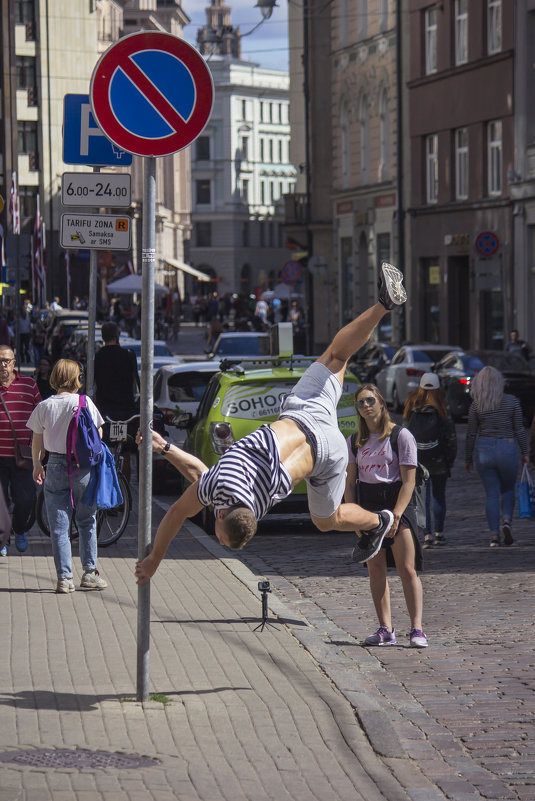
{"left": 488, "top": 0, "right": 502, "bottom": 54}
{"left": 379, "top": 88, "right": 390, "bottom": 181}
{"left": 455, "top": 0, "right": 468, "bottom": 65}
{"left": 360, "top": 95, "right": 370, "bottom": 184}
{"left": 260, "top": 138, "right": 265, "bottom": 161}
{"left": 455, "top": 127, "right": 469, "bottom": 199}
{"left": 341, "top": 103, "right": 350, "bottom": 189}
{"left": 488, "top": 120, "right": 502, "bottom": 195}
{"left": 426, "top": 134, "right": 438, "bottom": 203}
{"left": 425, "top": 7, "right": 437, "bottom": 75}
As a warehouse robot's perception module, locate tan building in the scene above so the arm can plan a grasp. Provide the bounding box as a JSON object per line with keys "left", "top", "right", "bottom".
{"left": 286, "top": 0, "right": 399, "bottom": 351}
{"left": 0, "top": 0, "right": 193, "bottom": 309}
{"left": 330, "top": 0, "right": 399, "bottom": 342}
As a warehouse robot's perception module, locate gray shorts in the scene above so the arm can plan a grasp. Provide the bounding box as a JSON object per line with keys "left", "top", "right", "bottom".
{"left": 280, "top": 361, "right": 348, "bottom": 519}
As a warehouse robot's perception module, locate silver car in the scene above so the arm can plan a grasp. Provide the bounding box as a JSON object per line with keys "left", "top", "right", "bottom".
{"left": 375, "top": 344, "right": 462, "bottom": 411}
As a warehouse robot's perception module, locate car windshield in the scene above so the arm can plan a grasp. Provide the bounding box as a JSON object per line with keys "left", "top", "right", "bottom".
{"left": 458, "top": 355, "right": 484, "bottom": 372}
{"left": 127, "top": 342, "right": 171, "bottom": 357}
{"left": 215, "top": 336, "right": 270, "bottom": 356}
{"left": 168, "top": 372, "right": 216, "bottom": 403}
{"left": 410, "top": 349, "right": 453, "bottom": 362}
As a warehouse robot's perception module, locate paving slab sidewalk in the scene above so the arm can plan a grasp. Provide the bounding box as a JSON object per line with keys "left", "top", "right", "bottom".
{"left": 0, "top": 503, "right": 432, "bottom": 801}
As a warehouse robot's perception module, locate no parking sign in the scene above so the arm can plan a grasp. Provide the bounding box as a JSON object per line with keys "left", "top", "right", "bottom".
{"left": 90, "top": 31, "right": 214, "bottom": 157}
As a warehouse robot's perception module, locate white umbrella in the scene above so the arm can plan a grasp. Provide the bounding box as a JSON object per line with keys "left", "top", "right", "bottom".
{"left": 273, "top": 283, "right": 291, "bottom": 299}
{"left": 106, "top": 274, "right": 169, "bottom": 295}
{"left": 261, "top": 290, "right": 275, "bottom": 301}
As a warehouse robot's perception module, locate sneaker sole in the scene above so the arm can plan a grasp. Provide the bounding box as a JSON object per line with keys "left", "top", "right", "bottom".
{"left": 410, "top": 640, "right": 428, "bottom": 648}
{"left": 360, "top": 509, "right": 395, "bottom": 562}
{"left": 381, "top": 263, "right": 407, "bottom": 306}
{"left": 80, "top": 583, "right": 107, "bottom": 589}
{"left": 365, "top": 640, "right": 397, "bottom": 646}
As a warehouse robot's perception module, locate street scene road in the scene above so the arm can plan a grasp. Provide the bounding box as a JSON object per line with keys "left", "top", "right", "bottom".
{"left": 0, "top": 324, "right": 533, "bottom": 800}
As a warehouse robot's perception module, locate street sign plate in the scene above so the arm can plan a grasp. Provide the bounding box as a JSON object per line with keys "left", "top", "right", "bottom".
{"left": 62, "top": 173, "right": 131, "bottom": 207}
{"left": 63, "top": 94, "right": 133, "bottom": 166}
{"left": 282, "top": 260, "right": 302, "bottom": 285}
{"left": 90, "top": 31, "right": 214, "bottom": 157}
{"left": 60, "top": 213, "right": 131, "bottom": 250}
{"left": 474, "top": 230, "right": 500, "bottom": 257}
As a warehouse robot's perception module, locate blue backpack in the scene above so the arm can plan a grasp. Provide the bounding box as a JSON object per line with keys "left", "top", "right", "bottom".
{"left": 66, "top": 395, "right": 103, "bottom": 469}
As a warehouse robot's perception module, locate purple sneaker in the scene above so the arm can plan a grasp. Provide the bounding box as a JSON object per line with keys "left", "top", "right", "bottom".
{"left": 409, "top": 628, "right": 428, "bottom": 648}
{"left": 364, "top": 626, "right": 397, "bottom": 646}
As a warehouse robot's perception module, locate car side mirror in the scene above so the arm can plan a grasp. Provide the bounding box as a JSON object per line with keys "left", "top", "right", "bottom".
{"left": 172, "top": 411, "right": 193, "bottom": 428}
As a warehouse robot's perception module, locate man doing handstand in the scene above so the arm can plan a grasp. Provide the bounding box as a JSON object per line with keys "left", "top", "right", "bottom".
{"left": 135, "top": 263, "right": 407, "bottom": 585}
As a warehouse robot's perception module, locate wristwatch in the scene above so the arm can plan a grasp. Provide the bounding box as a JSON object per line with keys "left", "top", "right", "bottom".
{"left": 160, "top": 442, "right": 171, "bottom": 455}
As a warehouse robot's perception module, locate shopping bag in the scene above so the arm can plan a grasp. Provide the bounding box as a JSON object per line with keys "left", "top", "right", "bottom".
{"left": 517, "top": 465, "right": 533, "bottom": 519}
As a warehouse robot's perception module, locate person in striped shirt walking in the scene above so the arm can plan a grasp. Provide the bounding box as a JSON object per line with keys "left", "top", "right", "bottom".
{"left": 136, "top": 264, "right": 407, "bottom": 586}
{"left": 0, "top": 345, "right": 41, "bottom": 555}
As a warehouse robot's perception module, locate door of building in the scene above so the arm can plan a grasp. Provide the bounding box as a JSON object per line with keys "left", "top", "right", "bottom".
{"left": 447, "top": 256, "right": 470, "bottom": 348}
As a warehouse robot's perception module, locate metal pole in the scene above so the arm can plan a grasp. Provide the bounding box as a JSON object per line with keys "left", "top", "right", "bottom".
{"left": 396, "top": 0, "right": 406, "bottom": 342}
{"left": 14, "top": 235, "right": 21, "bottom": 369}
{"left": 85, "top": 168, "right": 100, "bottom": 397}
{"left": 137, "top": 156, "right": 156, "bottom": 702}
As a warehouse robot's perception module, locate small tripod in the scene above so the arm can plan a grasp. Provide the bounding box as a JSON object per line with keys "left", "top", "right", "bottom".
{"left": 253, "top": 580, "right": 278, "bottom": 632}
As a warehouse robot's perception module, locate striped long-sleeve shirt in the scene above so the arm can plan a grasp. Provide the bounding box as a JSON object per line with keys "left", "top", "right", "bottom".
{"left": 465, "top": 393, "right": 528, "bottom": 464}
{"left": 197, "top": 425, "right": 293, "bottom": 520}
{"left": 0, "top": 374, "right": 42, "bottom": 457}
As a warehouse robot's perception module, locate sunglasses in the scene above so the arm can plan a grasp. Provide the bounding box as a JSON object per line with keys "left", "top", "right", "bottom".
{"left": 0, "top": 358, "right": 15, "bottom": 366}
{"left": 356, "top": 396, "right": 377, "bottom": 409}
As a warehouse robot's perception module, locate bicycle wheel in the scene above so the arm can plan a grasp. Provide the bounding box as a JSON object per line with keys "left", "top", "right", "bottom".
{"left": 96, "top": 471, "right": 132, "bottom": 547}
{"left": 35, "top": 489, "right": 79, "bottom": 541}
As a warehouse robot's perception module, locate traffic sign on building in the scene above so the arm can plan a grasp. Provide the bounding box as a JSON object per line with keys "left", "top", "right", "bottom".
{"left": 63, "top": 94, "right": 133, "bottom": 166}
{"left": 90, "top": 31, "right": 214, "bottom": 157}
{"left": 60, "top": 213, "right": 131, "bottom": 250}
{"left": 474, "top": 230, "right": 500, "bottom": 257}
{"left": 61, "top": 173, "right": 131, "bottom": 207}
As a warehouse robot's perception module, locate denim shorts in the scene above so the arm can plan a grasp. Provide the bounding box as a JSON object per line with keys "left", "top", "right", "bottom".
{"left": 280, "top": 361, "right": 348, "bottom": 519}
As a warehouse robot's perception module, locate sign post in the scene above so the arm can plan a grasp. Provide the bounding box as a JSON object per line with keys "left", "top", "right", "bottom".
{"left": 90, "top": 31, "right": 214, "bottom": 702}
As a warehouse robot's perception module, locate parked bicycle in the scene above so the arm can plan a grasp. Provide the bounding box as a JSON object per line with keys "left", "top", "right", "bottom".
{"left": 35, "top": 413, "right": 138, "bottom": 547}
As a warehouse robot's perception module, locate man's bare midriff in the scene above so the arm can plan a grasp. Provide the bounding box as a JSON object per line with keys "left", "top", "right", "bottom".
{"left": 270, "top": 418, "right": 315, "bottom": 486}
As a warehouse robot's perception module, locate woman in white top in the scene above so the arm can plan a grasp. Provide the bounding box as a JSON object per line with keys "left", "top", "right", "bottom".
{"left": 27, "top": 359, "right": 107, "bottom": 594}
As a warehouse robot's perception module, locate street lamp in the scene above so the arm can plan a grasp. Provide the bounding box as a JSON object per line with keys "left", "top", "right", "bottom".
{"left": 254, "top": 0, "right": 279, "bottom": 20}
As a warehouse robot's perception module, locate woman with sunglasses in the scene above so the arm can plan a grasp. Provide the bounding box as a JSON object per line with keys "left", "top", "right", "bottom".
{"left": 345, "top": 384, "right": 427, "bottom": 647}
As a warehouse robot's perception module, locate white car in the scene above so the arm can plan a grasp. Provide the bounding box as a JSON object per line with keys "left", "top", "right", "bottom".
{"left": 375, "top": 343, "right": 462, "bottom": 411}
{"left": 208, "top": 331, "right": 270, "bottom": 360}
{"left": 121, "top": 339, "right": 180, "bottom": 373}
{"left": 152, "top": 361, "right": 222, "bottom": 492}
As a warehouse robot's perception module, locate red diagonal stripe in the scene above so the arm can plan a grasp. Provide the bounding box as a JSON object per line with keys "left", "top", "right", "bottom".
{"left": 119, "top": 56, "right": 190, "bottom": 134}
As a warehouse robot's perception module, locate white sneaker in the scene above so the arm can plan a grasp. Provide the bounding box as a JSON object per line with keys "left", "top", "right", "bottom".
{"left": 80, "top": 570, "right": 108, "bottom": 589}
{"left": 56, "top": 577, "right": 75, "bottom": 594}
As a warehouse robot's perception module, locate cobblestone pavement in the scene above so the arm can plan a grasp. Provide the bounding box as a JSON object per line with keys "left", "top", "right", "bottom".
{"left": 223, "top": 424, "right": 535, "bottom": 801}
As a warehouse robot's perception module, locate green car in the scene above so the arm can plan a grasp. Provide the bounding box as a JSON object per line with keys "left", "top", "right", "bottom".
{"left": 181, "top": 359, "right": 361, "bottom": 532}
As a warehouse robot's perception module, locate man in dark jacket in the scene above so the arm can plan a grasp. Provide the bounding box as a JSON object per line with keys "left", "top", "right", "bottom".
{"left": 94, "top": 322, "right": 139, "bottom": 481}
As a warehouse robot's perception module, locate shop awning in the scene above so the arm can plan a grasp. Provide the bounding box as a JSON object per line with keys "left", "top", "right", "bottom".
{"left": 164, "top": 257, "right": 212, "bottom": 282}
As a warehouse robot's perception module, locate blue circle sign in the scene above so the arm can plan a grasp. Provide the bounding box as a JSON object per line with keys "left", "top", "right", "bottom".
{"left": 90, "top": 32, "right": 214, "bottom": 157}
{"left": 282, "top": 260, "right": 302, "bottom": 285}
{"left": 475, "top": 230, "right": 500, "bottom": 257}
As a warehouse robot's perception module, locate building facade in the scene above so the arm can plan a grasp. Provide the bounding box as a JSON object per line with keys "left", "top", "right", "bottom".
{"left": 0, "top": 0, "right": 194, "bottom": 310}
{"left": 407, "top": 0, "right": 513, "bottom": 350}
{"left": 331, "top": 0, "right": 399, "bottom": 341}
{"left": 189, "top": 50, "right": 296, "bottom": 296}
